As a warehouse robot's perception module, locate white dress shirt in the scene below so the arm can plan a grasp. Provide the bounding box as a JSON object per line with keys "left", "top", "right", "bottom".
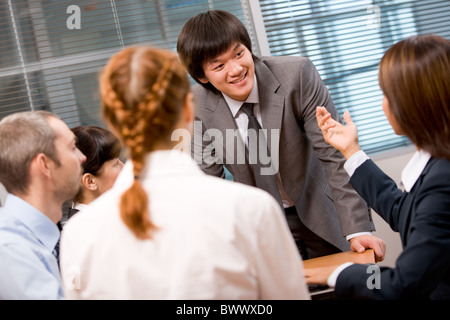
{"left": 60, "top": 150, "right": 309, "bottom": 299}
{"left": 223, "top": 76, "right": 295, "bottom": 208}
{"left": 327, "top": 149, "right": 431, "bottom": 287}
{"left": 223, "top": 76, "right": 262, "bottom": 145}
{"left": 72, "top": 203, "right": 87, "bottom": 211}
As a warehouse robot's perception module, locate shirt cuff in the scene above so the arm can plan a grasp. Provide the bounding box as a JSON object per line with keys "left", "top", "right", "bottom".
{"left": 345, "top": 231, "right": 372, "bottom": 241}
{"left": 343, "top": 150, "right": 370, "bottom": 177}
{"left": 327, "top": 262, "right": 354, "bottom": 287}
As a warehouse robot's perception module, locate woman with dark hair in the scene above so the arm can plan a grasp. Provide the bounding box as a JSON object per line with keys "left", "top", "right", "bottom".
{"left": 60, "top": 46, "right": 309, "bottom": 299}
{"left": 68, "top": 126, "right": 123, "bottom": 219}
{"left": 307, "top": 34, "right": 450, "bottom": 299}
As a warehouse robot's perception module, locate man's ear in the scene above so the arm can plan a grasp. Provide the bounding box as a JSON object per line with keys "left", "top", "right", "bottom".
{"left": 32, "top": 153, "right": 52, "bottom": 179}
{"left": 81, "top": 173, "right": 97, "bottom": 191}
{"left": 198, "top": 77, "right": 209, "bottom": 84}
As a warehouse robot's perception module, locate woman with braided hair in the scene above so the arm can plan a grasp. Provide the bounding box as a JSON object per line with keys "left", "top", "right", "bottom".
{"left": 60, "top": 46, "right": 309, "bottom": 299}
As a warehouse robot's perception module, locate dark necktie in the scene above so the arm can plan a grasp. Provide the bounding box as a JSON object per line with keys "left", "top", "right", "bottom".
{"left": 53, "top": 237, "right": 60, "bottom": 266}
{"left": 240, "top": 103, "right": 283, "bottom": 206}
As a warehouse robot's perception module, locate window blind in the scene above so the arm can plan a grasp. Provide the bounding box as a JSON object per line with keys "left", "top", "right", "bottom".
{"left": 0, "top": 0, "right": 256, "bottom": 128}
{"left": 259, "top": 0, "right": 450, "bottom": 154}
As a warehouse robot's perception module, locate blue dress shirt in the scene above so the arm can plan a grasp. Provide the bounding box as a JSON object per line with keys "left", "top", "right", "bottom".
{"left": 0, "top": 194, "right": 63, "bottom": 299}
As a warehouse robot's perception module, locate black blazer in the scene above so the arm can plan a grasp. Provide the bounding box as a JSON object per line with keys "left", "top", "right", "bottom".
{"left": 335, "top": 157, "right": 450, "bottom": 299}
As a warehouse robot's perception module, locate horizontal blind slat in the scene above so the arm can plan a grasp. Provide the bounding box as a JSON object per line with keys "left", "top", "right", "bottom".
{"left": 0, "top": 0, "right": 254, "bottom": 127}
{"left": 260, "top": 0, "right": 449, "bottom": 154}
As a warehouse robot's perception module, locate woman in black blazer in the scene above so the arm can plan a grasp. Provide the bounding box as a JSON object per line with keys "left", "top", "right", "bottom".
{"left": 308, "top": 34, "right": 450, "bottom": 299}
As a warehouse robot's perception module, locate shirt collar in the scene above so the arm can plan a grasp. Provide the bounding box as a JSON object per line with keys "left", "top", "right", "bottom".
{"left": 4, "top": 194, "right": 60, "bottom": 251}
{"left": 73, "top": 203, "right": 88, "bottom": 211}
{"left": 401, "top": 149, "right": 431, "bottom": 192}
{"left": 222, "top": 75, "right": 259, "bottom": 118}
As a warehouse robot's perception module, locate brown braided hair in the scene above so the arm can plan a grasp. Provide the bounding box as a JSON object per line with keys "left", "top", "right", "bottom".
{"left": 100, "top": 47, "right": 191, "bottom": 239}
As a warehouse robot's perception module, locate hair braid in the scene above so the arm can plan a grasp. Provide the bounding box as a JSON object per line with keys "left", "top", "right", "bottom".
{"left": 130, "top": 59, "right": 174, "bottom": 178}
{"left": 100, "top": 47, "right": 189, "bottom": 239}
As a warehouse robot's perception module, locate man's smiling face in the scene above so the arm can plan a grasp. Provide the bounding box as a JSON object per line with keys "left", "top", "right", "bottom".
{"left": 200, "top": 43, "right": 255, "bottom": 101}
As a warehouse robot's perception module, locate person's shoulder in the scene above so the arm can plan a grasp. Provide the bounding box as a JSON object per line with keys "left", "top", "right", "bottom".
{"left": 257, "top": 56, "right": 318, "bottom": 84}
{"left": 63, "top": 192, "right": 117, "bottom": 236}
{"left": 428, "top": 157, "right": 450, "bottom": 169}
{"left": 199, "top": 175, "right": 280, "bottom": 213}
{"left": 0, "top": 229, "right": 47, "bottom": 269}
{"left": 0, "top": 211, "right": 31, "bottom": 245}
{"left": 191, "top": 83, "right": 209, "bottom": 99}
{"left": 0, "top": 208, "right": 11, "bottom": 226}
{"left": 420, "top": 157, "right": 450, "bottom": 189}
{"left": 190, "top": 84, "right": 222, "bottom": 117}
{"left": 259, "top": 55, "right": 312, "bottom": 69}
{"left": 421, "top": 157, "right": 450, "bottom": 180}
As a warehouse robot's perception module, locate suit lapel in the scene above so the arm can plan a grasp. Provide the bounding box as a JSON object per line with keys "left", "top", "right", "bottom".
{"left": 401, "top": 157, "right": 434, "bottom": 245}
{"left": 204, "top": 95, "right": 237, "bottom": 131}
{"left": 198, "top": 60, "right": 285, "bottom": 182}
{"left": 255, "top": 60, "right": 284, "bottom": 155}
{"left": 202, "top": 92, "right": 248, "bottom": 171}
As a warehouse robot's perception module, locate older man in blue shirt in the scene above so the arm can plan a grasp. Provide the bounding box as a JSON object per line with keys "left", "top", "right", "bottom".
{"left": 0, "top": 111, "right": 85, "bottom": 299}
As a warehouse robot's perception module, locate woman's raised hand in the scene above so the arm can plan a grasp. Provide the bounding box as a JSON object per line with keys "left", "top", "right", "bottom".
{"left": 316, "top": 106, "right": 361, "bottom": 159}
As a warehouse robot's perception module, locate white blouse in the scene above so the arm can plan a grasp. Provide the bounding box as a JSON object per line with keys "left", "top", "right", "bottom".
{"left": 60, "top": 150, "right": 309, "bottom": 300}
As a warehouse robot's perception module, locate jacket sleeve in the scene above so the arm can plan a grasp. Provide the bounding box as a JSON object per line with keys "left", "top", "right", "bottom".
{"left": 298, "top": 58, "right": 374, "bottom": 235}
{"left": 191, "top": 112, "right": 226, "bottom": 179}
{"left": 349, "top": 159, "right": 404, "bottom": 231}
{"left": 337, "top": 159, "right": 450, "bottom": 299}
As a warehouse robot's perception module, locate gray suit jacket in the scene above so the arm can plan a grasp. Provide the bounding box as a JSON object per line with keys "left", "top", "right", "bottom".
{"left": 191, "top": 56, "right": 374, "bottom": 251}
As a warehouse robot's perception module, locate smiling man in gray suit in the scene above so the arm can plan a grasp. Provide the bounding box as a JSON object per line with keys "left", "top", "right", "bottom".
{"left": 177, "top": 10, "right": 386, "bottom": 260}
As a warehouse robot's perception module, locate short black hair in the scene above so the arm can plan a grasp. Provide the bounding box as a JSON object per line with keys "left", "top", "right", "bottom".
{"left": 177, "top": 10, "right": 256, "bottom": 94}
